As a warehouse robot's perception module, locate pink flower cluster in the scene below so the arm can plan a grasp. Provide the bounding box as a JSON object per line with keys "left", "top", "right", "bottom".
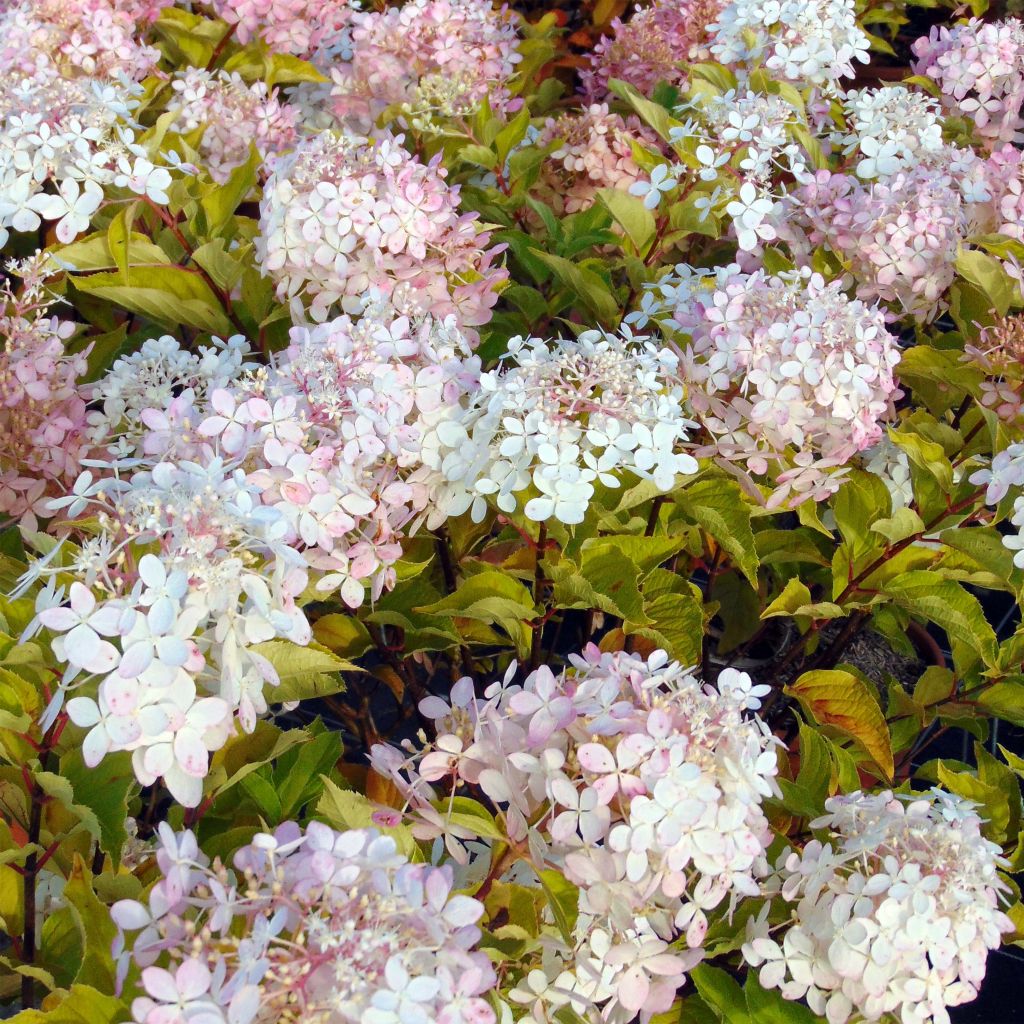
{"left": 112, "top": 822, "right": 496, "bottom": 1024}
{"left": 744, "top": 790, "right": 1013, "bottom": 1024}
{"left": 329, "top": 0, "right": 522, "bottom": 130}
{"left": 913, "top": 18, "right": 1024, "bottom": 148}
{"left": 580, "top": 0, "right": 722, "bottom": 102}
{"left": 790, "top": 165, "right": 984, "bottom": 322}
{"left": 170, "top": 69, "right": 299, "bottom": 184}
{"left": 0, "top": 255, "right": 89, "bottom": 529}
{"left": 257, "top": 130, "right": 506, "bottom": 327}
{"left": 371, "top": 646, "right": 779, "bottom": 1020}
{"left": 208, "top": 0, "right": 353, "bottom": 59}
{"left": 666, "top": 265, "right": 902, "bottom": 504}
{"left": 533, "top": 104, "right": 657, "bottom": 215}
{"left": 0, "top": 0, "right": 162, "bottom": 82}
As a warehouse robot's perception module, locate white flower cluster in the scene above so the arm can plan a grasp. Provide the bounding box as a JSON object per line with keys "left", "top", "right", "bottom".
{"left": 26, "top": 293, "right": 491, "bottom": 806}
{"left": 85, "top": 334, "right": 251, "bottom": 455}
{"left": 413, "top": 329, "right": 699, "bottom": 526}
{"left": 743, "top": 790, "right": 1013, "bottom": 1024}
{"left": 0, "top": 0, "right": 181, "bottom": 249}
{"left": 709, "top": 0, "right": 870, "bottom": 86}
{"left": 371, "top": 647, "right": 779, "bottom": 1022}
{"left": 839, "top": 87, "right": 945, "bottom": 180}
{"left": 112, "top": 822, "right": 497, "bottom": 1024}
{"left": 696, "top": 88, "right": 812, "bottom": 188}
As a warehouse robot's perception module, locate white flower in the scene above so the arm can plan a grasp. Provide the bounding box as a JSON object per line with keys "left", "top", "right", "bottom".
{"left": 34, "top": 178, "right": 104, "bottom": 243}
{"left": 725, "top": 182, "right": 777, "bottom": 251}
{"left": 629, "top": 164, "right": 679, "bottom": 210}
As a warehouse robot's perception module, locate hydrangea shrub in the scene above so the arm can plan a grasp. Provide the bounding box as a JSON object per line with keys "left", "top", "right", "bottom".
{"left": 2, "top": 1, "right": 1024, "bottom": 1023}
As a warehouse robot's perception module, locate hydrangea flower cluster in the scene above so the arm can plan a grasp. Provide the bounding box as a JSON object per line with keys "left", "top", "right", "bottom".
{"left": 580, "top": 0, "right": 722, "bottom": 103}
{"left": 227, "top": 307, "right": 480, "bottom": 606}
{"left": 0, "top": 0, "right": 162, "bottom": 82}
{"left": 838, "top": 87, "right": 946, "bottom": 180}
{"left": 371, "top": 646, "right": 779, "bottom": 1021}
{"left": 413, "top": 328, "right": 699, "bottom": 526}
{"left": 686, "top": 87, "right": 811, "bottom": 191}
{"left": 257, "top": 129, "right": 506, "bottom": 327}
{"left": 31, "top": 306, "right": 481, "bottom": 803}
{"left": 659, "top": 265, "right": 901, "bottom": 503}
{"left": 0, "top": 254, "right": 90, "bottom": 529}
{"left": 533, "top": 104, "right": 657, "bottom": 215}
{"left": 329, "top": 0, "right": 522, "bottom": 130}
{"left": 789, "top": 164, "right": 987, "bottom": 321}
{"left": 169, "top": 70, "right": 299, "bottom": 184}
{"left": 0, "top": 0, "right": 185, "bottom": 249}
{"left": 912, "top": 18, "right": 1024, "bottom": 148}
{"left": 965, "top": 313, "right": 1024, "bottom": 427}
{"left": 112, "top": 822, "right": 497, "bottom": 1024}
{"left": 208, "top": 0, "right": 353, "bottom": 59}
{"left": 709, "top": 0, "right": 869, "bottom": 87}
{"left": 743, "top": 790, "right": 1013, "bottom": 1024}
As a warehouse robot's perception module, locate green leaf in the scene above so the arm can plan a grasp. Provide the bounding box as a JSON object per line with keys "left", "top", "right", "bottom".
{"left": 883, "top": 571, "right": 996, "bottom": 663}
{"left": 596, "top": 188, "right": 656, "bottom": 251}
{"left": 276, "top": 729, "right": 342, "bottom": 820}
{"left": 316, "top": 777, "right": 417, "bottom": 856}
{"left": 50, "top": 230, "right": 171, "bottom": 273}
{"left": 251, "top": 640, "right": 354, "bottom": 703}
{"left": 72, "top": 267, "right": 232, "bottom": 335}
{"left": 533, "top": 251, "right": 619, "bottom": 323}
{"left": 312, "top": 614, "right": 373, "bottom": 659}
{"left": 106, "top": 202, "right": 138, "bottom": 282}
{"left": 937, "top": 759, "right": 1013, "bottom": 845}
{"left": 689, "top": 964, "right": 748, "bottom": 1022}
{"left": 538, "top": 869, "right": 579, "bottom": 945}
{"left": 745, "top": 974, "right": 819, "bottom": 1023}
{"left": 678, "top": 477, "right": 759, "bottom": 585}
{"left": 200, "top": 146, "right": 261, "bottom": 236}
{"left": 608, "top": 79, "right": 678, "bottom": 140}
{"left": 435, "top": 795, "right": 506, "bottom": 840}
{"left": 60, "top": 750, "right": 134, "bottom": 866}
{"left": 956, "top": 249, "right": 1018, "bottom": 317}
{"left": 63, "top": 856, "right": 118, "bottom": 991}
{"left": 417, "top": 570, "right": 536, "bottom": 656}
{"left": 3, "top": 984, "right": 126, "bottom": 1024}
{"left": 762, "top": 578, "right": 812, "bottom": 619}
{"left": 786, "top": 669, "right": 894, "bottom": 779}
{"left": 977, "top": 679, "right": 1024, "bottom": 727}
{"left": 631, "top": 584, "right": 704, "bottom": 665}
{"left": 265, "top": 52, "right": 329, "bottom": 87}
{"left": 871, "top": 507, "right": 926, "bottom": 544}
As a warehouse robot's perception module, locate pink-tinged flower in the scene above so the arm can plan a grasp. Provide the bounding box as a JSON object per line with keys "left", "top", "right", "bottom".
{"left": 256, "top": 131, "right": 506, "bottom": 331}
{"left": 912, "top": 18, "right": 1024, "bottom": 148}
{"left": 134, "top": 960, "right": 215, "bottom": 1024}
{"left": 329, "top": 0, "right": 521, "bottom": 130}
{"left": 581, "top": 0, "right": 721, "bottom": 101}
{"left": 578, "top": 739, "right": 649, "bottom": 805}
{"left": 114, "top": 825, "right": 496, "bottom": 1024}
{"left": 39, "top": 581, "right": 121, "bottom": 674}
{"left": 370, "top": 647, "right": 781, "bottom": 1019}
{"left": 509, "top": 666, "right": 576, "bottom": 743}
